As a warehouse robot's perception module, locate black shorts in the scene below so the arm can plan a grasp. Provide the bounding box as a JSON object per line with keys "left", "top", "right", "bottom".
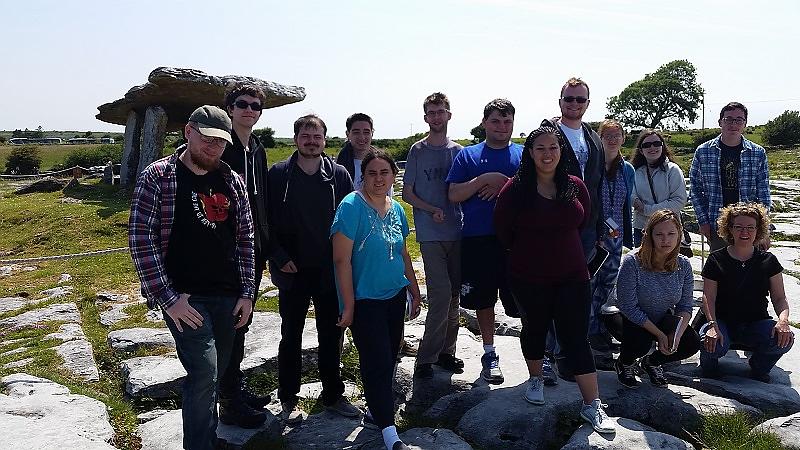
{"left": 459, "top": 235, "right": 518, "bottom": 317}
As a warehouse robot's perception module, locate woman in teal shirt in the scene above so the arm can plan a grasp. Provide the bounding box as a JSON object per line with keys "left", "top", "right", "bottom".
{"left": 331, "top": 150, "right": 422, "bottom": 450}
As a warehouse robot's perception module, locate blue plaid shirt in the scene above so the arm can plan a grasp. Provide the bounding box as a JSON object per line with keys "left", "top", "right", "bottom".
{"left": 689, "top": 135, "right": 770, "bottom": 231}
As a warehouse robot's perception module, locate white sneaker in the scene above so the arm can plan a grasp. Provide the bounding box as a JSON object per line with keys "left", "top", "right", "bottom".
{"left": 280, "top": 401, "right": 304, "bottom": 424}
{"left": 580, "top": 399, "right": 616, "bottom": 434}
{"left": 523, "top": 376, "right": 545, "bottom": 405}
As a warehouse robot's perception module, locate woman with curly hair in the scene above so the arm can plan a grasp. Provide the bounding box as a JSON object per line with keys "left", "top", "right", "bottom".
{"left": 630, "top": 129, "right": 687, "bottom": 246}
{"left": 494, "top": 125, "right": 615, "bottom": 434}
{"left": 614, "top": 210, "right": 700, "bottom": 389}
{"left": 700, "top": 202, "right": 794, "bottom": 382}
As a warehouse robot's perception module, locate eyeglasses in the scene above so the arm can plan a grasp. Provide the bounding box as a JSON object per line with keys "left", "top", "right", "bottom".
{"left": 721, "top": 117, "right": 745, "bottom": 125}
{"left": 561, "top": 96, "right": 588, "bottom": 104}
{"left": 640, "top": 141, "right": 663, "bottom": 149}
{"left": 425, "top": 109, "right": 449, "bottom": 117}
{"left": 190, "top": 127, "right": 227, "bottom": 147}
{"left": 602, "top": 133, "right": 623, "bottom": 140}
{"left": 732, "top": 225, "right": 756, "bottom": 232}
{"left": 234, "top": 100, "right": 263, "bottom": 111}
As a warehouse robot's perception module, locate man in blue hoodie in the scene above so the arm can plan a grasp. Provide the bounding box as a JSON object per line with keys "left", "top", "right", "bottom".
{"left": 268, "top": 114, "right": 358, "bottom": 424}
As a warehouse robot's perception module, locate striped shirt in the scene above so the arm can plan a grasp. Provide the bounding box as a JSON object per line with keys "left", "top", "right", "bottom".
{"left": 128, "top": 147, "right": 255, "bottom": 310}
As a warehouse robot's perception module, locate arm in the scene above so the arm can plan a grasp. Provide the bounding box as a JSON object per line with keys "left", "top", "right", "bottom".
{"left": 768, "top": 273, "right": 794, "bottom": 348}
{"left": 232, "top": 174, "right": 256, "bottom": 327}
{"left": 401, "top": 242, "right": 422, "bottom": 318}
{"left": 688, "top": 151, "right": 711, "bottom": 232}
{"left": 403, "top": 184, "right": 444, "bottom": 222}
{"left": 332, "top": 231, "right": 355, "bottom": 328}
{"left": 757, "top": 149, "right": 771, "bottom": 213}
{"left": 265, "top": 166, "right": 295, "bottom": 272}
{"left": 673, "top": 259, "right": 695, "bottom": 343}
{"left": 701, "top": 278, "right": 724, "bottom": 352}
{"left": 642, "top": 165, "right": 688, "bottom": 216}
{"left": 448, "top": 172, "right": 508, "bottom": 202}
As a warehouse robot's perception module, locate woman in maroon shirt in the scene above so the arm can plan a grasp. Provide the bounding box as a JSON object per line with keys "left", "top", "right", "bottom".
{"left": 494, "top": 125, "right": 614, "bottom": 434}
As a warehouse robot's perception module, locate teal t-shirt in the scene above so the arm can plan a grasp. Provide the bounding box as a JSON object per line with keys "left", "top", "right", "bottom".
{"left": 330, "top": 191, "right": 410, "bottom": 310}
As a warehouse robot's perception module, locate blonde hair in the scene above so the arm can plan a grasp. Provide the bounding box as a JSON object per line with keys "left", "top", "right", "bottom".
{"left": 639, "top": 209, "right": 682, "bottom": 272}
{"left": 717, "top": 202, "right": 770, "bottom": 244}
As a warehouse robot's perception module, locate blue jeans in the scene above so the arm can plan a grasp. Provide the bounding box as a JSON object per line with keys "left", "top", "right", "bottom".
{"left": 699, "top": 318, "right": 793, "bottom": 376}
{"left": 164, "top": 295, "right": 238, "bottom": 450}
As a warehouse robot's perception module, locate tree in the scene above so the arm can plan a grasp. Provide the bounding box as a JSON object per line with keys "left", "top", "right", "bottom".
{"left": 470, "top": 124, "right": 485, "bottom": 143}
{"left": 4, "top": 146, "right": 42, "bottom": 174}
{"left": 762, "top": 110, "right": 800, "bottom": 146}
{"left": 606, "top": 60, "right": 704, "bottom": 129}
{"left": 255, "top": 127, "right": 276, "bottom": 148}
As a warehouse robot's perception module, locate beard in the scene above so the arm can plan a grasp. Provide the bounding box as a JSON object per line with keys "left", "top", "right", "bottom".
{"left": 298, "top": 145, "right": 322, "bottom": 159}
{"left": 188, "top": 147, "right": 221, "bottom": 171}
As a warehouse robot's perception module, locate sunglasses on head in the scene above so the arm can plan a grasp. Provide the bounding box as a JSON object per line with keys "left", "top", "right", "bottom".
{"left": 640, "top": 141, "right": 663, "bottom": 149}
{"left": 561, "top": 96, "right": 588, "bottom": 104}
{"left": 234, "top": 100, "right": 263, "bottom": 111}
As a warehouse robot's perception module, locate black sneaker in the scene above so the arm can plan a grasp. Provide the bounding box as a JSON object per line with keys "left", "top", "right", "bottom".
{"left": 435, "top": 354, "right": 465, "bottom": 373}
{"left": 614, "top": 358, "right": 640, "bottom": 389}
{"left": 640, "top": 355, "right": 668, "bottom": 387}
{"left": 219, "top": 398, "right": 267, "bottom": 428}
{"left": 415, "top": 363, "right": 434, "bottom": 379}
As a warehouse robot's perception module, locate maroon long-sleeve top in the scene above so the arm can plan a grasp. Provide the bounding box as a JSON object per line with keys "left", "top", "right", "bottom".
{"left": 493, "top": 175, "right": 591, "bottom": 284}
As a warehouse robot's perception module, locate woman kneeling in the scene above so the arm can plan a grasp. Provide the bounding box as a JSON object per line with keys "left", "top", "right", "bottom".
{"left": 615, "top": 210, "right": 701, "bottom": 388}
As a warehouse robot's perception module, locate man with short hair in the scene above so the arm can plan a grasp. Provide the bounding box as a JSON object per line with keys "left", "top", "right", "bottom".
{"left": 447, "top": 98, "right": 522, "bottom": 384}
{"left": 403, "top": 92, "right": 464, "bottom": 379}
{"left": 129, "top": 105, "right": 255, "bottom": 450}
{"left": 690, "top": 102, "right": 771, "bottom": 252}
{"left": 268, "top": 114, "right": 358, "bottom": 424}
{"left": 337, "top": 113, "right": 377, "bottom": 190}
{"left": 541, "top": 77, "right": 607, "bottom": 383}
{"left": 217, "top": 82, "right": 270, "bottom": 428}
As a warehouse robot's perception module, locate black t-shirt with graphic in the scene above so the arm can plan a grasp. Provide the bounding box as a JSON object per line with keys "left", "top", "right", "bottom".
{"left": 701, "top": 248, "right": 783, "bottom": 325}
{"left": 166, "top": 160, "right": 240, "bottom": 297}
{"left": 719, "top": 141, "right": 742, "bottom": 207}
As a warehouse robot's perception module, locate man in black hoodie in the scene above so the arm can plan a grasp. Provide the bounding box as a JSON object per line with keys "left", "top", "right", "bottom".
{"left": 268, "top": 114, "right": 358, "bottom": 424}
{"left": 218, "top": 83, "right": 270, "bottom": 427}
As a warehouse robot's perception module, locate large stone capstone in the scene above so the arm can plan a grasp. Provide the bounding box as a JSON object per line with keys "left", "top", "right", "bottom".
{"left": 96, "top": 67, "right": 305, "bottom": 131}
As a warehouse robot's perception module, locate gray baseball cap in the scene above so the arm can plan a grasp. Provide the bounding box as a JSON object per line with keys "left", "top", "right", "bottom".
{"left": 189, "top": 105, "right": 233, "bottom": 145}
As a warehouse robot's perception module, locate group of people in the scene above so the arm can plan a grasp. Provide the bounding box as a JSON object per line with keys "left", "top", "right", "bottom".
{"left": 128, "top": 78, "right": 794, "bottom": 450}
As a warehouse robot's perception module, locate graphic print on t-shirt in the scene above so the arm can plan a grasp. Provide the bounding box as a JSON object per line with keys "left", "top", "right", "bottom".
{"left": 193, "top": 190, "right": 231, "bottom": 229}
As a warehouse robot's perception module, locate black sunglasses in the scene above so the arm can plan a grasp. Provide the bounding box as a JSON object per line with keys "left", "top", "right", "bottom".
{"left": 234, "top": 100, "right": 263, "bottom": 111}
{"left": 561, "top": 96, "right": 588, "bottom": 104}
{"left": 640, "top": 141, "right": 663, "bottom": 149}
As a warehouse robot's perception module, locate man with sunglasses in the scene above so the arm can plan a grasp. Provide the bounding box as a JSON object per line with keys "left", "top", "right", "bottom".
{"left": 217, "top": 83, "right": 271, "bottom": 428}
{"left": 129, "top": 105, "right": 256, "bottom": 450}
{"left": 540, "top": 77, "right": 607, "bottom": 383}
{"left": 689, "top": 102, "right": 771, "bottom": 252}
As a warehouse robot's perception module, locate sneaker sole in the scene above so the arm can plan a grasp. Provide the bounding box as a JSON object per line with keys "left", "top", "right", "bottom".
{"left": 523, "top": 394, "right": 545, "bottom": 405}
{"left": 580, "top": 411, "right": 616, "bottom": 434}
{"left": 481, "top": 371, "right": 504, "bottom": 384}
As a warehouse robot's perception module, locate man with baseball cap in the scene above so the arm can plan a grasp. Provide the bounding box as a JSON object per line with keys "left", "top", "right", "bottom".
{"left": 129, "top": 105, "right": 256, "bottom": 450}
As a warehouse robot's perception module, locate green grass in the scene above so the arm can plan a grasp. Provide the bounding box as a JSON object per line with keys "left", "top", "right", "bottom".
{"left": 0, "top": 143, "right": 118, "bottom": 172}
{"left": 694, "top": 412, "right": 784, "bottom": 450}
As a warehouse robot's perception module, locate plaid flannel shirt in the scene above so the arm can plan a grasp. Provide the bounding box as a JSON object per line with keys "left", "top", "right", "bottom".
{"left": 128, "top": 147, "right": 256, "bottom": 310}
{"left": 689, "top": 135, "right": 770, "bottom": 232}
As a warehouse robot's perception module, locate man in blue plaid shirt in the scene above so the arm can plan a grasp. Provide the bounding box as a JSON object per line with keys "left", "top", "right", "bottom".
{"left": 689, "top": 102, "right": 771, "bottom": 252}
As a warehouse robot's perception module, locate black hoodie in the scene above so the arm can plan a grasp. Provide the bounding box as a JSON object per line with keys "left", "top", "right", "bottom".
{"left": 267, "top": 151, "right": 353, "bottom": 291}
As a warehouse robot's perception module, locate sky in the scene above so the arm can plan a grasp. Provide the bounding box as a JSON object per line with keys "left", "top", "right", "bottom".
{"left": 2, "top": 0, "right": 799, "bottom": 139}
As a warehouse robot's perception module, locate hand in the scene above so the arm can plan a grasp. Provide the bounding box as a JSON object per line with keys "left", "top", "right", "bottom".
{"left": 232, "top": 297, "right": 253, "bottom": 329}
{"left": 165, "top": 293, "right": 204, "bottom": 332}
{"left": 772, "top": 320, "right": 795, "bottom": 348}
{"left": 281, "top": 260, "right": 298, "bottom": 273}
{"left": 431, "top": 207, "right": 445, "bottom": 223}
{"left": 756, "top": 234, "right": 771, "bottom": 251}
{"left": 633, "top": 198, "right": 644, "bottom": 212}
{"left": 703, "top": 324, "right": 724, "bottom": 353}
{"left": 477, "top": 173, "right": 508, "bottom": 200}
{"left": 409, "top": 296, "right": 422, "bottom": 320}
{"left": 656, "top": 331, "right": 673, "bottom": 355}
{"left": 337, "top": 307, "right": 353, "bottom": 328}
{"left": 699, "top": 224, "right": 712, "bottom": 240}
{"left": 478, "top": 183, "right": 501, "bottom": 201}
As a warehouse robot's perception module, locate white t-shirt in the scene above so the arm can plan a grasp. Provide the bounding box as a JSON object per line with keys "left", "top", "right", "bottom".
{"left": 558, "top": 122, "right": 588, "bottom": 177}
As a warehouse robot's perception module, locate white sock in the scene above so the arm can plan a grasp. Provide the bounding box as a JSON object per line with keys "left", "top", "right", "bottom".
{"left": 382, "top": 425, "right": 400, "bottom": 449}
{"left": 483, "top": 344, "right": 496, "bottom": 354}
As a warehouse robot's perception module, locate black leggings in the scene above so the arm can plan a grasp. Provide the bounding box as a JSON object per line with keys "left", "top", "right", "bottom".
{"left": 350, "top": 289, "right": 406, "bottom": 429}
{"left": 510, "top": 277, "right": 595, "bottom": 376}
{"left": 620, "top": 316, "right": 702, "bottom": 366}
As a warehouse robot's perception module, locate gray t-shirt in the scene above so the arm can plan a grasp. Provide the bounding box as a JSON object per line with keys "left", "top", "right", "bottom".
{"left": 403, "top": 139, "right": 463, "bottom": 242}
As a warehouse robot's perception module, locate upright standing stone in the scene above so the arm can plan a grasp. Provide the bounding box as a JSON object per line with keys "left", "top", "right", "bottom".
{"left": 120, "top": 110, "right": 142, "bottom": 187}
{"left": 137, "top": 106, "right": 168, "bottom": 176}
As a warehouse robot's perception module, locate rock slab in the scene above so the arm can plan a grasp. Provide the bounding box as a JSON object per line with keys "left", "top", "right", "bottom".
{"left": 121, "top": 355, "right": 186, "bottom": 398}
{"left": 108, "top": 327, "right": 175, "bottom": 352}
{"left": 755, "top": 412, "right": 800, "bottom": 449}
{"left": 561, "top": 417, "right": 693, "bottom": 450}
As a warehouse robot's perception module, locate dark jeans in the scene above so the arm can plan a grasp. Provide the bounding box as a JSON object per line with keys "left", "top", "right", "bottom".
{"left": 350, "top": 289, "right": 406, "bottom": 429}
{"left": 277, "top": 269, "right": 345, "bottom": 405}
{"left": 700, "top": 318, "right": 793, "bottom": 376}
{"left": 164, "top": 295, "right": 237, "bottom": 450}
{"left": 620, "top": 315, "right": 701, "bottom": 366}
{"left": 510, "top": 278, "right": 596, "bottom": 376}
{"left": 219, "top": 256, "right": 265, "bottom": 399}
